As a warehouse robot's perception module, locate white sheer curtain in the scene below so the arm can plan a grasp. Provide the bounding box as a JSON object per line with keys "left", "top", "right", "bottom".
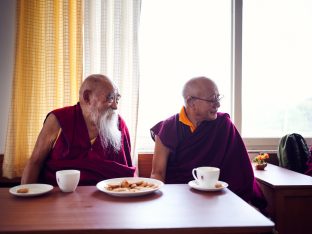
{"left": 83, "top": 0, "right": 141, "bottom": 162}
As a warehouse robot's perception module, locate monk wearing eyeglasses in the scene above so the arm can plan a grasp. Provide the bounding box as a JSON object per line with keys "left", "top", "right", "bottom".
{"left": 21, "top": 74, "right": 135, "bottom": 185}
{"left": 150, "top": 76, "right": 267, "bottom": 213}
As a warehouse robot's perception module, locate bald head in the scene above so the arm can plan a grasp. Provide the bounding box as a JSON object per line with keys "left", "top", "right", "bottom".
{"left": 182, "top": 76, "right": 218, "bottom": 101}
{"left": 79, "top": 74, "right": 115, "bottom": 102}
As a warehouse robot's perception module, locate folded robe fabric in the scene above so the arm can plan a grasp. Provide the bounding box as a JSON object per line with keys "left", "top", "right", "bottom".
{"left": 151, "top": 112, "right": 267, "bottom": 210}
{"left": 39, "top": 103, "right": 135, "bottom": 185}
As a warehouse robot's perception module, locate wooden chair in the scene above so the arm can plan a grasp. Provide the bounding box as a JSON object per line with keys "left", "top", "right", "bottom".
{"left": 138, "top": 153, "right": 153, "bottom": 178}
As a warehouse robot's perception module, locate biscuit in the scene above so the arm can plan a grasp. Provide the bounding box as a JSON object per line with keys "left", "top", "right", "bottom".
{"left": 17, "top": 187, "right": 29, "bottom": 193}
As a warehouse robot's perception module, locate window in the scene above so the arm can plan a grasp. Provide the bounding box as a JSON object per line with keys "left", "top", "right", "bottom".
{"left": 137, "top": 0, "right": 231, "bottom": 151}
{"left": 242, "top": 0, "right": 312, "bottom": 149}
{"left": 137, "top": 0, "right": 312, "bottom": 152}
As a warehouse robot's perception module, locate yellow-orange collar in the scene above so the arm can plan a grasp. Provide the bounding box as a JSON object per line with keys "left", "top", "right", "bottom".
{"left": 179, "top": 107, "right": 196, "bottom": 132}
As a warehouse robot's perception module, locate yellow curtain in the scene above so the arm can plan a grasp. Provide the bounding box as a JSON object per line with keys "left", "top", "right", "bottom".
{"left": 3, "top": 0, "right": 83, "bottom": 178}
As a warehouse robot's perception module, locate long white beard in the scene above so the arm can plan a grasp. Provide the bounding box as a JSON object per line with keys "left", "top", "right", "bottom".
{"left": 91, "top": 108, "right": 122, "bottom": 152}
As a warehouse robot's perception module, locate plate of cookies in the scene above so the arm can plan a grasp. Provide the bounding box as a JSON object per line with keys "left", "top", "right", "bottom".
{"left": 96, "top": 177, "right": 164, "bottom": 197}
{"left": 9, "top": 184, "right": 54, "bottom": 197}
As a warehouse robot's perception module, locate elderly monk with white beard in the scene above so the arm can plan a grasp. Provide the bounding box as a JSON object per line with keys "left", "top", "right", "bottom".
{"left": 21, "top": 74, "right": 135, "bottom": 185}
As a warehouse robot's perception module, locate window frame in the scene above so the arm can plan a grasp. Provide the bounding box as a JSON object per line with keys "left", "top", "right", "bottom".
{"left": 232, "top": 0, "right": 311, "bottom": 151}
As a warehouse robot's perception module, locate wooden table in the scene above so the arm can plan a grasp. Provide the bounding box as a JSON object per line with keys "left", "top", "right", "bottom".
{"left": 254, "top": 163, "right": 312, "bottom": 234}
{"left": 0, "top": 184, "right": 274, "bottom": 234}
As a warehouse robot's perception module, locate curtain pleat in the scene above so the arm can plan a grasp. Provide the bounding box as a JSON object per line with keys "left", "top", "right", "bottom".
{"left": 3, "top": 0, "right": 83, "bottom": 178}
{"left": 84, "top": 0, "right": 141, "bottom": 161}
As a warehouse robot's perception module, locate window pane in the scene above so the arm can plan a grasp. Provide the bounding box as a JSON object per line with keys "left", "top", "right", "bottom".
{"left": 242, "top": 0, "right": 312, "bottom": 138}
{"left": 137, "top": 0, "right": 231, "bottom": 151}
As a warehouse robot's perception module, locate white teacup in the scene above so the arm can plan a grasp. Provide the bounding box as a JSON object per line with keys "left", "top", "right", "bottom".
{"left": 192, "top": 166, "right": 220, "bottom": 188}
{"left": 56, "top": 170, "right": 80, "bottom": 192}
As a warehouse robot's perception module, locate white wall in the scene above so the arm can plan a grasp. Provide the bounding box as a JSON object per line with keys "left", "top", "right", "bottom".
{"left": 0, "top": 0, "right": 16, "bottom": 154}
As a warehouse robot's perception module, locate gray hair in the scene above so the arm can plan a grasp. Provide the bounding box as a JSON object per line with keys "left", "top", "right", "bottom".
{"left": 79, "top": 74, "right": 115, "bottom": 102}
{"left": 182, "top": 76, "right": 217, "bottom": 104}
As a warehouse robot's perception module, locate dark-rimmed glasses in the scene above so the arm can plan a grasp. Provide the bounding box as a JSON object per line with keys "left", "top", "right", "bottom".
{"left": 190, "top": 94, "right": 223, "bottom": 104}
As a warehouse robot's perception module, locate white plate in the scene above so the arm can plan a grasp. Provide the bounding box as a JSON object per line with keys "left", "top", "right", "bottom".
{"left": 188, "top": 180, "right": 228, "bottom": 191}
{"left": 96, "top": 177, "right": 164, "bottom": 197}
{"left": 9, "top": 184, "right": 54, "bottom": 197}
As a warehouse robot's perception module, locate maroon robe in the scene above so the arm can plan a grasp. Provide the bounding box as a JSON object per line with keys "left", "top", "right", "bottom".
{"left": 39, "top": 103, "right": 136, "bottom": 185}
{"left": 151, "top": 112, "right": 267, "bottom": 210}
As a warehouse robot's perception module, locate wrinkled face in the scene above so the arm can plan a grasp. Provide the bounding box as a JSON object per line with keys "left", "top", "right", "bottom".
{"left": 89, "top": 88, "right": 121, "bottom": 125}
{"left": 191, "top": 92, "right": 221, "bottom": 121}
{"left": 89, "top": 88, "right": 122, "bottom": 152}
{"left": 187, "top": 79, "right": 221, "bottom": 122}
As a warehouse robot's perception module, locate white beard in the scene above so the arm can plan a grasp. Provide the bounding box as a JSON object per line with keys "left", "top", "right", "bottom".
{"left": 91, "top": 108, "right": 122, "bottom": 152}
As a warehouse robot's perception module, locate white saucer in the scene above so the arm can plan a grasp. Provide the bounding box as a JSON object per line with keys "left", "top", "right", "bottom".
{"left": 188, "top": 180, "right": 228, "bottom": 191}
{"left": 9, "top": 184, "right": 54, "bottom": 197}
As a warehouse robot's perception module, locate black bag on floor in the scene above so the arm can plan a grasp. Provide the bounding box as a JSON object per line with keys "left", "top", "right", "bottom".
{"left": 277, "top": 133, "right": 310, "bottom": 173}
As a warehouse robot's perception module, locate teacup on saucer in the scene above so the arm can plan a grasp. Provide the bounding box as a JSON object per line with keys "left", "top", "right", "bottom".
{"left": 192, "top": 166, "right": 220, "bottom": 188}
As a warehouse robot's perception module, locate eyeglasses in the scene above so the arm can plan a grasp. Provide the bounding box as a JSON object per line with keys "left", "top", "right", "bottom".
{"left": 106, "top": 93, "right": 121, "bottom": 103}
{"left": 190, "top": 94, "right": 223, "bottom": 104}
